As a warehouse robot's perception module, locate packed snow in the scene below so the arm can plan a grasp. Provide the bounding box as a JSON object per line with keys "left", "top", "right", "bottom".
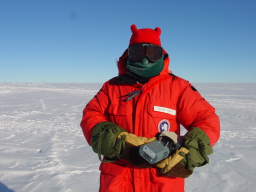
{"left": 0, "top": 83, "right": 256, "bottom": 192}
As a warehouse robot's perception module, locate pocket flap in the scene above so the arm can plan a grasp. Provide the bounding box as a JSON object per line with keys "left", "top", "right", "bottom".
{"left": 108, "top": 102, "right": 132, "bottom": 115}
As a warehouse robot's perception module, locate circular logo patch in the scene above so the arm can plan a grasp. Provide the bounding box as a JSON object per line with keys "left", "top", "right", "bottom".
{"left": 158, "top": 119, "right": 171, "bottom": 132}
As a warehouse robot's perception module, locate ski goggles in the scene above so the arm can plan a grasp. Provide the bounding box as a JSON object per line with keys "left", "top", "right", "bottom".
{"left": 128, "top": 43, "right": 163, "bottom": 62}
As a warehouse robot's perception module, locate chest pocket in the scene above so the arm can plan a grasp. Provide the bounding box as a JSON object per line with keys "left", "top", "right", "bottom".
{"left": 148, "top": 105, "right": 179, "bottom": 133}
{"left": 107, "top": 101, "right": 133, "bottom": 132}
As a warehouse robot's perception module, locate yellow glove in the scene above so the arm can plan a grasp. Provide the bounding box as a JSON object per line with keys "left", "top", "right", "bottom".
{"left": 118, "top": 132, "right": 156, "bottom": 146}
{"left": 156, "top": 147, "right": 190, "bottom": 175}
{"left": 117, "top": 132, "right": 156, "bottom": 165}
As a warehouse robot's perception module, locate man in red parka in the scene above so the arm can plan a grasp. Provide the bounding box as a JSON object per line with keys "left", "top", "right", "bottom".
{"left": 81, "top": 24, "right": 220, "bottom": 192}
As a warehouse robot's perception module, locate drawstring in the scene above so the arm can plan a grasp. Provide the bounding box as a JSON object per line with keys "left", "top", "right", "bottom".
{"left": 97, "top": 131, "right": 104, "bottom": 161}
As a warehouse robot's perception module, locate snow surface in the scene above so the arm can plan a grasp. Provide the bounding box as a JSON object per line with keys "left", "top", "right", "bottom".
{"left": 0, "top": 83, "right": 256, "bottom": 192}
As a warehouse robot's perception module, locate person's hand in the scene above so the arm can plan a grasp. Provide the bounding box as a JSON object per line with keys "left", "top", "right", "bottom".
{"left": 117, "top": 132, "right": 156, "bottom": 165}
{"left": 157, "top": 127, "right": 213, "bottom": 178}
{"left": 182, "top": 127, "right": 213, "bottom": 170}
{"left": 91, "top": 122, "right": 156, "bottom": 163}
{"left": 91, "top": 122, "right": 126, "bottom": 160}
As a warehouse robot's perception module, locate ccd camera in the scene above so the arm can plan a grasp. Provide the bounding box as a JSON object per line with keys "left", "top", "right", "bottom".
{"left": 138, "top": 131, "right": 180, "bottom": 164}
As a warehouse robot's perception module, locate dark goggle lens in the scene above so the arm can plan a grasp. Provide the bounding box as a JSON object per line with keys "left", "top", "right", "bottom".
{"left": 128, "top": 44, "right": 163, "bottom": 62}
{"left": 128, "top": 44, "right": 145, "bottom": 62}
{"left": 146, "top": 46, "right": 163, "bottom": 62}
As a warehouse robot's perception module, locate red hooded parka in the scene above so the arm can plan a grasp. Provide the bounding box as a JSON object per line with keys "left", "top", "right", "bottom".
{"left": 81, "top": 25, "right": 220, "bottom": 192}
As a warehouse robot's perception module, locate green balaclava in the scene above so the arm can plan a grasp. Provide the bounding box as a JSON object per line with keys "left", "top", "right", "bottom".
{"left": 126, "top": 56, "right": 164, "bottom": 79}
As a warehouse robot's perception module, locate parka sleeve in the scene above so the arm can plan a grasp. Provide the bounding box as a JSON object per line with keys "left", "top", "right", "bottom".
{"left": 177, "top": 82, "right": 220, "bottom": 146}
{"left": 80, "top": 83, "right": 109, "bottom": 144}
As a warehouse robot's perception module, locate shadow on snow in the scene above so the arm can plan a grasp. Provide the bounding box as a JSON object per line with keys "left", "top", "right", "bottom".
{"left": 0, "top": 182, "right": 15, "bottom": 192}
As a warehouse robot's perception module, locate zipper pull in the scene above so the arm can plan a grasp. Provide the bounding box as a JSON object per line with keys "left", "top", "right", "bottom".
{"left": 125, "top": 90, "right": 142, "bottom": 101}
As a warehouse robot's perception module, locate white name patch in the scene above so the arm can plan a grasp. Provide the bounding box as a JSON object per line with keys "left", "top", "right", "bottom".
{"left": 154, "top": 106, "right": 176, "bottom": 116}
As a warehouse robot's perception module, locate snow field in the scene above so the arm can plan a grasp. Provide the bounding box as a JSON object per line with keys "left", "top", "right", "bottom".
{"left": 0, "top": 83, "right": 256, "bottom": 192}
{"left": 0, "top": 83, "right": 101, "bottom": 192}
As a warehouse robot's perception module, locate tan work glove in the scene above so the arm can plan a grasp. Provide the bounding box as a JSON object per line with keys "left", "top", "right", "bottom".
{"left": 155, "top": 131, "right": 192, "bottom": 178}
{"left": 156, "top": 127, "right": 213, "bottom": 178}
{"left": 118, "top": 132, "right": 156, "bottom": 146}
{"left": 118, "top": 132, "right": 156, "bottom": 166}
{"left": 156, "top": 147, "right": 191, "bottom": 178}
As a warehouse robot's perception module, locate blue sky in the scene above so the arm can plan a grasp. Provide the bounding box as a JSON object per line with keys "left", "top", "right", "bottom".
{"left": 0, "top": 0, "right": 255, "bottom": 83}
